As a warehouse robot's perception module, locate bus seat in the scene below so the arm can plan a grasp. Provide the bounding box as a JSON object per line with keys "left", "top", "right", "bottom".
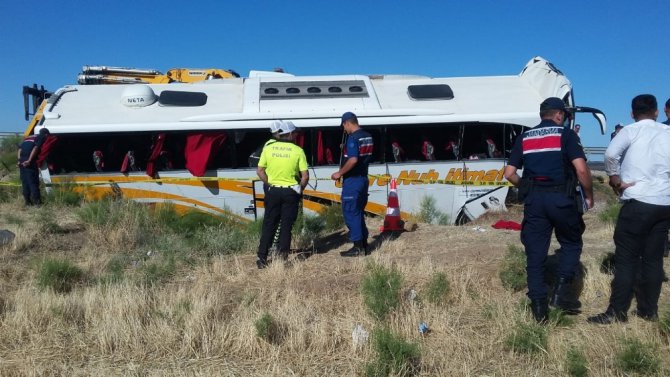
{"left": 120, "top": 150, "right": 139, "bottom": 173}
{"left": 391, "top": 141, "right": 404, "bottom": 163}
{"left": 485, "top": 138, "right": 502, "bottom": 158}
{"left": 93, "top": 150, "right": 104, "bottom": 172}
{"left": 421, "top": 140, "right": 436, "bottom": 161}
{"left": 445, "top": 141, "right": 459, "bottom": 160}
{"left": 157, "top": 150, "right": 173, "bottom": 170}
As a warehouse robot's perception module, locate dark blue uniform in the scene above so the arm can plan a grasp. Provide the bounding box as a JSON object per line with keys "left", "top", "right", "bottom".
{"left": 342, "top": 129, "right": 373, "bottom": 243}
{"left": 508, "top": 121, "right": 586, "bottom": 301}
{"left": 18, "top": 134, "right": 43, "bottom": 205}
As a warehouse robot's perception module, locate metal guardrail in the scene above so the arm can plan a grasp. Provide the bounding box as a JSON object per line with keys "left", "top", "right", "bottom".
{"left": 583, "top": 146, "right": 606, "bottom": 161}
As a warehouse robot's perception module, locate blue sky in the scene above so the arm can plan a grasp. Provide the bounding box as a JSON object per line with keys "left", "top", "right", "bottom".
{"left": 1, "top": 0, "right": 668, "bottom": 148}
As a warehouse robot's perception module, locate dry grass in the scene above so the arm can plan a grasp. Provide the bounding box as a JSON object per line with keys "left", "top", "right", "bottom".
{"left": 0, "top": 179, "right": 669, "bottom": 376}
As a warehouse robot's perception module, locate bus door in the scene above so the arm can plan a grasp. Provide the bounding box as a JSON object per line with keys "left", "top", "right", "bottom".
{"left": 249, "top": 179, "right": 265, "bottom": 220}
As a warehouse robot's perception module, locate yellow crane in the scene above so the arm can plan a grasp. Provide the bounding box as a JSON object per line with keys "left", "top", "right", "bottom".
{"left": 77, "top": 65, "right": 239, "bottom": 85}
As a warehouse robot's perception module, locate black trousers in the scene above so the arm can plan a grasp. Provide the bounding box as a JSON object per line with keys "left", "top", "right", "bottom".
{"left": 20, "top": 167, "right": 41, "bottom": 205}
{"left": 609, "top": 200, "right": 670, "bottom": 316}
{"left": 257, "top": 185, "right": 300, "bottom": 261}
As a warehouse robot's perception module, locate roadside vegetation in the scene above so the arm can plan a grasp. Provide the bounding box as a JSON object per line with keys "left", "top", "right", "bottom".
{"left": 0, "top": 173, "right": 669, "bottom": 375}
{"left": 414, "top": 195, "right": 450, "bottom": 225}
{"left": 0, "top": 135, "right": 21, "bottom": 203}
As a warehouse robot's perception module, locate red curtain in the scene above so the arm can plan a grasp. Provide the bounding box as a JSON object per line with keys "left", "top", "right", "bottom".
{"left": 146, "top": 133, "right": 166, "bottom": 178}
{"left": 185, "top": 132, "right": 227, "bottom": 177}
{"left": 121, "top": 153, "right": 130, "bottom": 173}
{"left": 316, "top": 131, "right": 324, "bottom": 165}
{"left": 294, "top": 131, "right": 305, "bottom": 148}
{"left": 36, "top": 135, "right": 58, "bottom": 167}
{"left": 315, "top": 130, "right": 334, "bottom": 165}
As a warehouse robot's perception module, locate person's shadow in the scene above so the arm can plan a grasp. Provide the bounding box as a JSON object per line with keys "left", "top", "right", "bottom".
{"left": 545, "top": 249, "right": 587, "bottom": 310}
{"left": 293, "top": 230, "right": 404, "bottom": 262}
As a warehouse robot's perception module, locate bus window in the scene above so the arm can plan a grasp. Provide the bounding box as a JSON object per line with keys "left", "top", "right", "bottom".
{"left": 232, "top": 130, "right": 271, "bottom": 169}
{"left": 315, "top": 129, "right": 342, "bottom": 166}
{"left": 503, "top": 124, "right": 524, "bottom": 157}
{"left": 384, "top": 125, "right": 461, "bottom": 162}
{"left": 48, "top": 133, "right": 153, "bottom": 174}
{"left": 461, "top": 123, "right": 505, "bottom": 160}
{"left": 363, "top": 127, "right": 383, "bottom": 164}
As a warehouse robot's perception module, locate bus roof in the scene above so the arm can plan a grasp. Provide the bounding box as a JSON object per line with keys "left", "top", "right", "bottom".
{"left": 36, "top": 56, "right": 571, "bottom": 134}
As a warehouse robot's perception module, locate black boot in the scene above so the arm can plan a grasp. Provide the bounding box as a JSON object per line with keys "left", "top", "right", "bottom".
{"left": 340, "top": 241, "right": 365, "bottom": 257}
{"left": 587, "top": 308, "right": 627, "bottom": 324}
{"left": 550, "top": 277, "right": 582, "bottom": 314}
{"left": 362, "top": 239, "right": 370, "bottom": 256}
{"left": 531, "top": 299, "right": 549, "bottom": 324}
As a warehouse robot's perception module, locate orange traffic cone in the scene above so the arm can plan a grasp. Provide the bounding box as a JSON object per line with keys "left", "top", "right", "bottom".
{"left": 380, "top": 178, "right": 404, "bottom": 232}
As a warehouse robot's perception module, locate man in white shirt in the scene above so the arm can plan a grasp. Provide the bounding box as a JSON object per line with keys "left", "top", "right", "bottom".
{"left": 588, "top": 94, "right": 670, "bottom": 324}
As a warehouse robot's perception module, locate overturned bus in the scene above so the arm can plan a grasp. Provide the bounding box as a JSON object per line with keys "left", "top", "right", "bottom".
{"left": 25, "top": 56, "right": 605, "bottom": 224}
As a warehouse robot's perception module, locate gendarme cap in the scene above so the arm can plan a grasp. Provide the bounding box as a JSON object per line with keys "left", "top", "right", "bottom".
{"left": 540, "top": 97, "right": 567, "bottom": 112}
{"left": 340, "top": 111, "right": 357, "bottom": 126}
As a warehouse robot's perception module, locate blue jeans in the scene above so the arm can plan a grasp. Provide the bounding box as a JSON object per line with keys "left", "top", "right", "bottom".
{"left": 342, "top": 176, "right": 369, "bottom": 242}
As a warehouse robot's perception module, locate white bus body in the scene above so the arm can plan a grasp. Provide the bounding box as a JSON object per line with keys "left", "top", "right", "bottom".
{"left": 29, "top": 56, "right": 605, "bottom": 224}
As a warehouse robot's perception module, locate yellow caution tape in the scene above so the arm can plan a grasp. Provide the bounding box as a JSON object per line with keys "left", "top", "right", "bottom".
{"left": 44, "top": 174, "right": 511, "bottom": 187}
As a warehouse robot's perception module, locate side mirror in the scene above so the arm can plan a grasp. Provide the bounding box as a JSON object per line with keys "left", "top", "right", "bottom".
{"left": 568, "top": 106, "right": 607, "bottom": 135}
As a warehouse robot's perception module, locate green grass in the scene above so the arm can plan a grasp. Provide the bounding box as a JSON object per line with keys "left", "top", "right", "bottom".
{"left": 361, "top": 262, "right": 404, "bottom": 321}
{"left": 415, "top": 195, "right": 449, "bottom": 225}
{"left": 292, "top": 212, "right": 326, "bottom": 250}
{"left": 254, "top": 312, "right": 281, "bottom": 344}
{"left": 36, "top": 259, "right": 86, "bottom": 293}
{"left": 190, "top": 224, "right": 255, "bottom": 257}
{"left": 598, "top": 201, "right": 621, "bottom": 224}
{"left": 615, "top": 337, "right": 659, "bottom": 375}
{"left": 153, "top": 203, "right": 225, "bottom": 236}
{"left": 0, "top": 135, "right": 21, "bottom": 177}
{"left": 499, "top": 244, "right": 527, "bottom": 292}
{"left": 45, "top": 185, "right": 84, "bottom": 207}
{"left": 366, "top": 327, "right": 421, "bottom": 377}
{"left": 35, "top": 207, "right": 64, "bottom": 234}
{"left": 658, "top": 305, "right": 670, "bottom": 337}
{"left": 319, "top": 203, "right": 344, "bottom": 231}
{"left": 548, "top": 308, "right": 576, "bottom": 327}
{"left": 565, "top": 346, "right": 588, "bottom": 377}
{"left": 99, "top": 255, "right": 128, "bottom": 285}
{"left": 77, "top": 197, "right": 149, "bottom": 227}
{"left": 140, "top": 254, "right": 177, "bottom": 285}
{"left": 0, "top": 185, "right": 20, "bottom": 203}
{"left": 504, "top": 321, "right": 547, "bottom": 354}
{"left": 3, "top": 213, "right": 24, "bottom": 226}
{"left": 425, "top": 272, "right": 450, "bottom": 305}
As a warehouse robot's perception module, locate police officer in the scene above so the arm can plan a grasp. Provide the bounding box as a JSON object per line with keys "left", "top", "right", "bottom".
{"left": 17, "top": 128, "right": 49, "bottom": 206}
{"left": 503, "top": 98, "right": 594, "bottom": 323}
{"left": 331, "top": 112, "right": 374, "bottom": 257}
{"left": 256, "top": 120, "right": 309, "bottom": 269}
